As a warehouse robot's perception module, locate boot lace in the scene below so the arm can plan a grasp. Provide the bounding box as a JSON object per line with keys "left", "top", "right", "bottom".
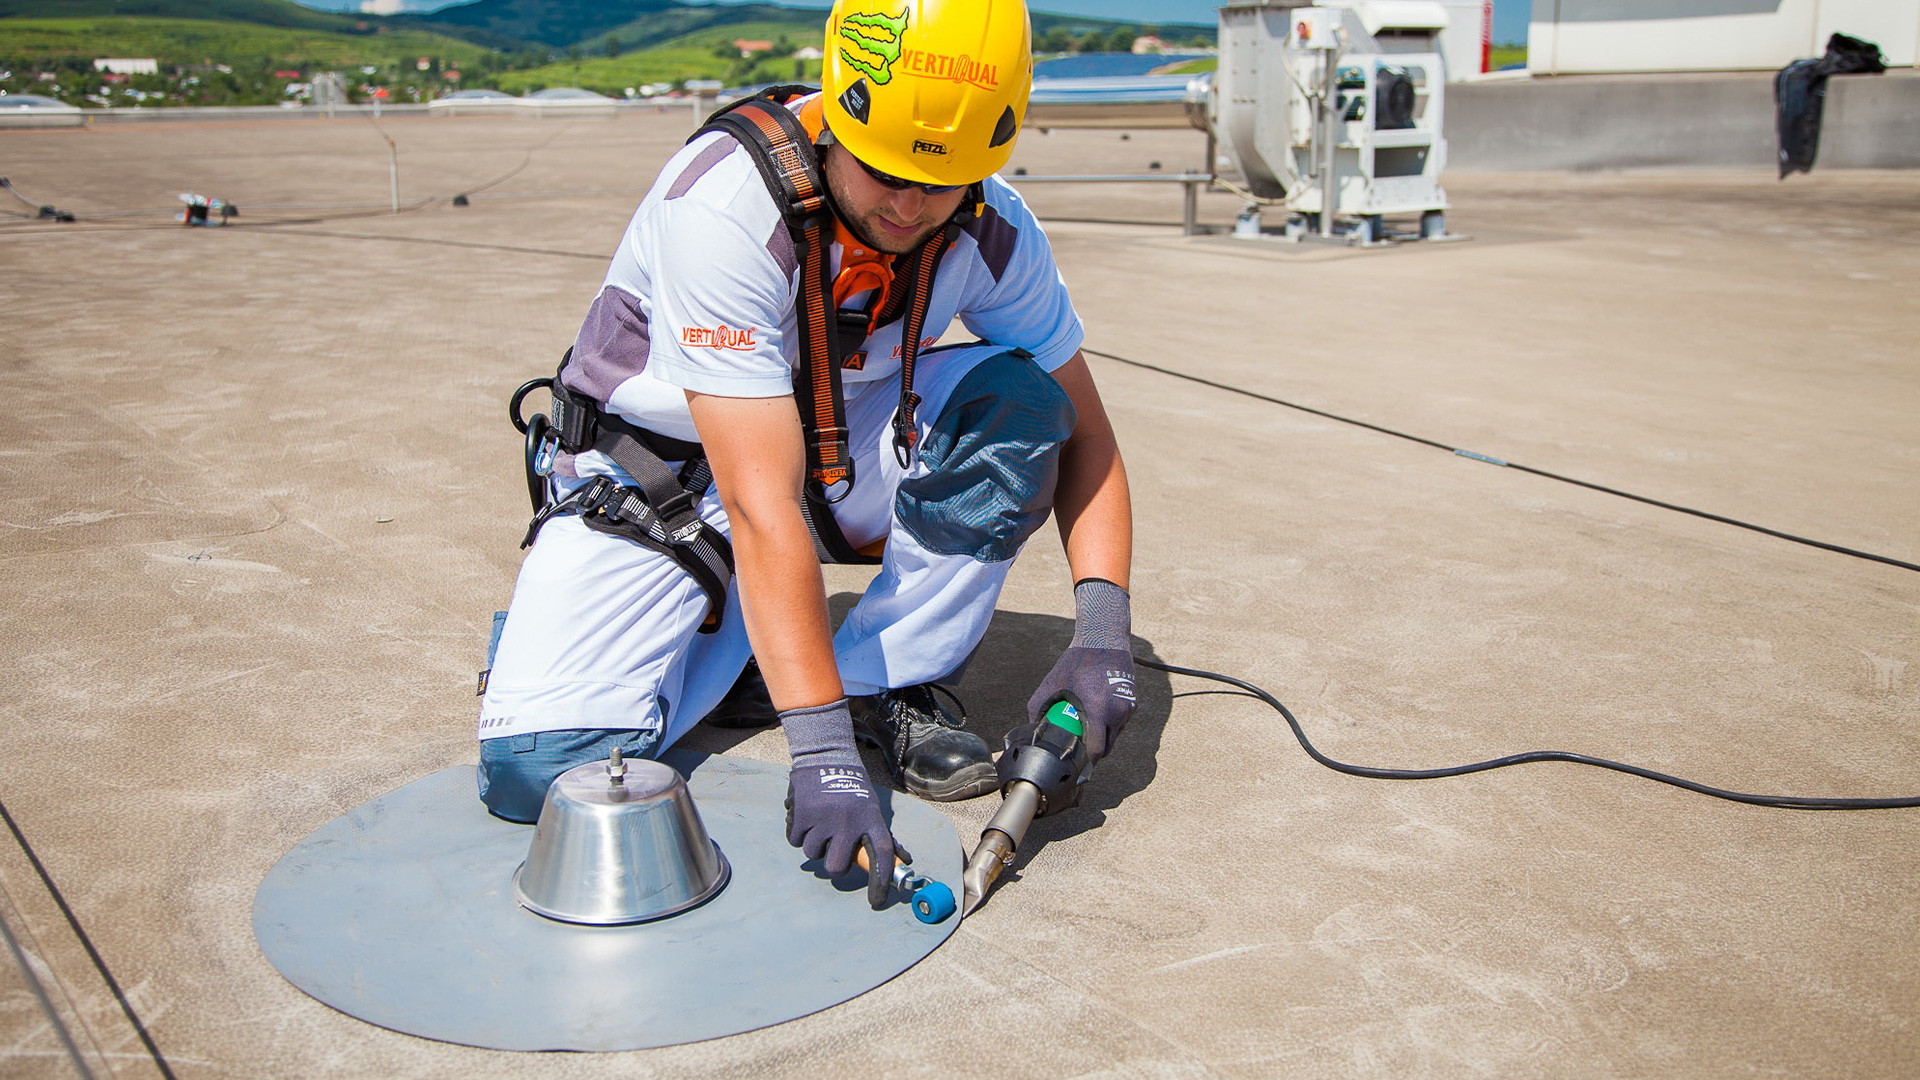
{"left": 885, "top": 683, "right": 969, "bottom": 733}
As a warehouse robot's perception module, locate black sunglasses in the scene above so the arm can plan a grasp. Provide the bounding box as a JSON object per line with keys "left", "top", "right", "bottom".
{"left": 852, "top": 154, "right": 967, "bottom": 196}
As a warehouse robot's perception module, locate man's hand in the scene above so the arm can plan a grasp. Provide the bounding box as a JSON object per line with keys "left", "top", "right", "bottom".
{"left": 1027, "top": 579, "right": 1136, "bottom": 761}
{"left": 781, "top": 699, "right": 906, "bottom": 909}
{"left": 1029, "top": 646, "right": 1136, "bottom": 761}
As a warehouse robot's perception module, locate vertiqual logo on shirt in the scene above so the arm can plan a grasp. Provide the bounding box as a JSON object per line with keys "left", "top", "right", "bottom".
{"left": 681, "top": 324, "right": 758, "bottom": 351}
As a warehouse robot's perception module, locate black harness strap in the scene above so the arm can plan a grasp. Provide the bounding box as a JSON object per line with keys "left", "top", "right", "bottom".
{"left": 698, "top": 89, "right": 852, "bottom": 502}
{"left": 888, "top": 222, "right": 956, "bottom": 466}
{"left": 512, "top": 353, "right": 733, "bottom": 631}
{"left": 508, "top": 88, "right": 972, "bottom": 604}
{"left": 693, "top": 87, "right": 969, "bottom": 565}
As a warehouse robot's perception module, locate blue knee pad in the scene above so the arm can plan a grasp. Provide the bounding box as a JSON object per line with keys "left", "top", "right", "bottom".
{"left": 477, "top": 727, "right": 663, "bottom": 823}
{"left": 896, "top": 350, "right": 1077, "bottom": 562}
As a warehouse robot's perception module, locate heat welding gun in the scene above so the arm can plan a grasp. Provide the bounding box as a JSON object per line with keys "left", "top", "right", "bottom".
{"left": 961, "top": 700, "right": 1090, "bottom": 916}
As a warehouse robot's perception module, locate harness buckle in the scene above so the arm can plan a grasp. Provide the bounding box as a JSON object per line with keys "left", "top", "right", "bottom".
{"left": 891, "top": 393, "right": 922, "bottom": 469}
{"left": 811, "top": 427, "right": 853, "bottom": 488}
{"left": 573, "top": 475, "right": 616, "bottom": 514}
{"left": 792, "top": 198, "right": 832, "bottom": 230}
{"left": 808, "top": 425, "right": 855, "bottom": 503}
{"left": 521, "top": 475, "right": 609, "bottom": 549}
{"left": 652, "top": 487, "right": 697, "bottom": 525}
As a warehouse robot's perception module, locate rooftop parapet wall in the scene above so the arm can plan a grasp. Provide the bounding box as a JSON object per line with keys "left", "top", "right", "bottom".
{"left": 1446, "top": 68, "right": 1920, "bottom": 170}
{"left": 1528, "top": 0, "right": 1920, "bottom": 73}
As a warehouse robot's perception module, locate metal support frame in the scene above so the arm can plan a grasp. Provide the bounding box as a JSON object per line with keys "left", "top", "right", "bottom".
{"left": 1002, "top": 172, "right": 1216, "bottom": 235}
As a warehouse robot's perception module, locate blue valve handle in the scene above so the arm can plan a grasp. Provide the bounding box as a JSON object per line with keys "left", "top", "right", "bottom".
{"left": 857, "top": 850, "right": 957, "bottom": 923}
{"left": 889, "top": 862, "right": 956, "bottom": 923}
{"left": 908, "top": 879, "right": 957, "bottom": 923}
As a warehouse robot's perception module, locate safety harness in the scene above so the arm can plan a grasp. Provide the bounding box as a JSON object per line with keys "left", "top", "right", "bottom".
{"left": 511, "top": 363, "right": 735, "bottom": 630}
{"left": 510, "top": 85, "right": 976, "bottom": 628}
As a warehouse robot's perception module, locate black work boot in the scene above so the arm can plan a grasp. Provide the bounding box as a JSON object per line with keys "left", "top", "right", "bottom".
{"left": 850, "top": 685, "right": 997, "bottom": 802}
{"left": 700, "top": 660, "right": 778, "bottom": 729}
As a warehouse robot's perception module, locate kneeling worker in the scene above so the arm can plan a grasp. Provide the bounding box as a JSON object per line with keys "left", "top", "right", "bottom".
{"left": 478, "top": 0, "right": 1136, "bottom": 908}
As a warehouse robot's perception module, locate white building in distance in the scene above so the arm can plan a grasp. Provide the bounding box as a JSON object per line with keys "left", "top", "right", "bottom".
{"left": 1530, "top": 0, "right": 1919, "bottom": 73}
{"left": 94, "top": 58, "right": 159, "bottom": 75}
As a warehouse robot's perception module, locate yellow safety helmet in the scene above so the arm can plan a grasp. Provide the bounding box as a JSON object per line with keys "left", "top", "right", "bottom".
{"left": 820, "top": 0, "right": 1033, "bottom": 187}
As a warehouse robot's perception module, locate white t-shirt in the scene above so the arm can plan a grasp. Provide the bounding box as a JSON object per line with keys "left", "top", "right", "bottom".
{"left": 560, "top": 96, "right": 1085, "bottom": 444}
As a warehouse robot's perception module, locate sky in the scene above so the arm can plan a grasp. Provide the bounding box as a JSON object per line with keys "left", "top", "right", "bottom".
{"left": 294, "top": 1, "right": 1533, "bottom": 46}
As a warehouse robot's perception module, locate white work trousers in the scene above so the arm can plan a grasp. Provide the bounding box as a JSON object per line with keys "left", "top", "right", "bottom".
{"left": 478, "top": 343, "right": 1072, "bottom": 752}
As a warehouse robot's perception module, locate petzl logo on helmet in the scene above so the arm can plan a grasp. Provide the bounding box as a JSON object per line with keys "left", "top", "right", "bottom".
{"left": 912, "top": 139, "right": 948, "bottom": 156}
{"left": 681, "top": 324, "right": 757, "bottom": 351}
{"left": 838, "top": 6, "right": 910, "bottom": 85}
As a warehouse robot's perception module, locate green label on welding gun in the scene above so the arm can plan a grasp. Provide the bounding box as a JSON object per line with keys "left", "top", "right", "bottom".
{"left": 1045, "top": 700, "right": 1083, "bottom": 737}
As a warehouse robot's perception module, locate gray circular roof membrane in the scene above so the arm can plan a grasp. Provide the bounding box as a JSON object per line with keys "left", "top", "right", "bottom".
{"left": 253, "top": 752, "right": 962, "bottom": 1051}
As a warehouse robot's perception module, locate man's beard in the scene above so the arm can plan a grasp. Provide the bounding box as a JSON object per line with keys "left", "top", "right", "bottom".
{"left": 837, "top": 201, "right": 942, "bottom": 254}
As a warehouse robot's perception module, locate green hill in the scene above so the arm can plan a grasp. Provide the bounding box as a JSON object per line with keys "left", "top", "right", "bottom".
{"left": 591, "top": 3, "right": 818, "bottom": 54}
{"left": 409, "top": 0, "right": 683, "bottom": 50}
{"left": 0, "top": 0, "right": 366, "bottom": 33}
{"left": 405, "top": 0, "right": 1210, "bottom": 55}
{"left": 0, "top": 0, "right": 547, "bottom": 54}
{"left": 487, "top": 4, "right": 1216, "bottom": 97}
{"left": 495, "top": 16, "right": 823, "bottom": 95}
{"left": 0, "top": 0, "right": 1216, "bottom": 108}
{"left": 0, "top": 15, "right": 494, "bottom": 69}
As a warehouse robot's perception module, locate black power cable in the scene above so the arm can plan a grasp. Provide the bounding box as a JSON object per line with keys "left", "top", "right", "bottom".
{"left": 0, "top": 177, "right": 74, "bottom": 221}
{"left": 1138, "top": 657, "right": 1920, "bottom": 810}
{"left": 0, "top": 119, "right": 587, "bottom": 233}
{"left": 0, "top": 798, "right": 178, "bottom": 1078}
{"left": 1084, "top": 348, "right": 1920, "bottom": 575}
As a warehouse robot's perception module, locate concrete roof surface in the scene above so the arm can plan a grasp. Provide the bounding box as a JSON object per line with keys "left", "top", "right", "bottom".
{"left": 1, "top": 112, "right": 1916, "bottom": 1079}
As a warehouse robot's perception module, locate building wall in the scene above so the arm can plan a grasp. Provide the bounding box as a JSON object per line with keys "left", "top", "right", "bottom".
{"left": 1445, "top": 68, "right": 1920, "bottom": 169}
{"left": 1528, "top": 0, "right": 1920, "bottom": 73}
{"left": 1434, "top": 1, "right": 1493, "bottom": 79}
{"left": 93, "top": 58, "right": 160, "bottom": 75}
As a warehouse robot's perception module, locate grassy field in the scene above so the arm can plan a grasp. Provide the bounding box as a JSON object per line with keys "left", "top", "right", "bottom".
{"left": 1490, "top": 45, "right": 1527, "bottom": 70}
{"left": 0, "top": 15, "right": 492, "bottom": 69}
{"left": 1154, "top": 57, "right": 1215, "bottom": 75}
{"left": 494, "top": 19, "right": 825, "bottom": 95}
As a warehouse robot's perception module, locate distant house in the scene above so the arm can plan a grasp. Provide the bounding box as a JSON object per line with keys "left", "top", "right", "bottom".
{"left": 93, "top": 58, "right": 159, "bottom": 75}
{"left": 733, "top": 39, "right": 774, "bottom": 57}
{"left": 274, "top": 70, "right": 302, "bottom": 79}
{"left": 1130, "top": 36, "right": 1166, "bottom": 55}
{"left": 792, "top": 46, "right": 824, "bottom": 60}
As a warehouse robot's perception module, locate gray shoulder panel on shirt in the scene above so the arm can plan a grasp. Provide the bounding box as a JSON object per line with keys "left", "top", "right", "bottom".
{"left": 959, "top": 203, "right": 1019, "bottom": 284}
{"left": 765, "top": 219, "right": 797, "bottom": 281}
{"left": 564, "top": 286, "right": 652, "bottom": 402}
{"left": 666, "top": 137, "right": 739, "bottom": 201}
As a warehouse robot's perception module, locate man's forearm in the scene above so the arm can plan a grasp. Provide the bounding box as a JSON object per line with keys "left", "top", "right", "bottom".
{"left": 1055, "top": 435, "right": 1132, "bottom": 588}
{"left": 686, "top": 390, "right": 844, "bottom": 712}
{"left": 1049, "top": 353, "right": 1133, "bottom": 589}
{"left": 727, "top": 507, "right": 845, "bottom": 711}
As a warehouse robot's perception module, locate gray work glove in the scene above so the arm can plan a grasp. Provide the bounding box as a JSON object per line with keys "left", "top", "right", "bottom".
{"left": 1028, "top": 579, "right": 1137, "bottom": 762}
{"left": 782, "top": 699, "right": 907, "bottom": 910}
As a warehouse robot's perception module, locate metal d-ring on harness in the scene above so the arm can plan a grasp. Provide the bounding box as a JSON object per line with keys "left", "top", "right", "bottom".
{"left": 511, "top": 359, "right": 734, "bottom": 632}
{"left": 697, "top": 86, "right": 977, "bottom": 565}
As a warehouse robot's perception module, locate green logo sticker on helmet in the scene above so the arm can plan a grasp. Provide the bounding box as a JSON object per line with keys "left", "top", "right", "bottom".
{"left": 838, "top": 7, "right": 910, "bottom": 85}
